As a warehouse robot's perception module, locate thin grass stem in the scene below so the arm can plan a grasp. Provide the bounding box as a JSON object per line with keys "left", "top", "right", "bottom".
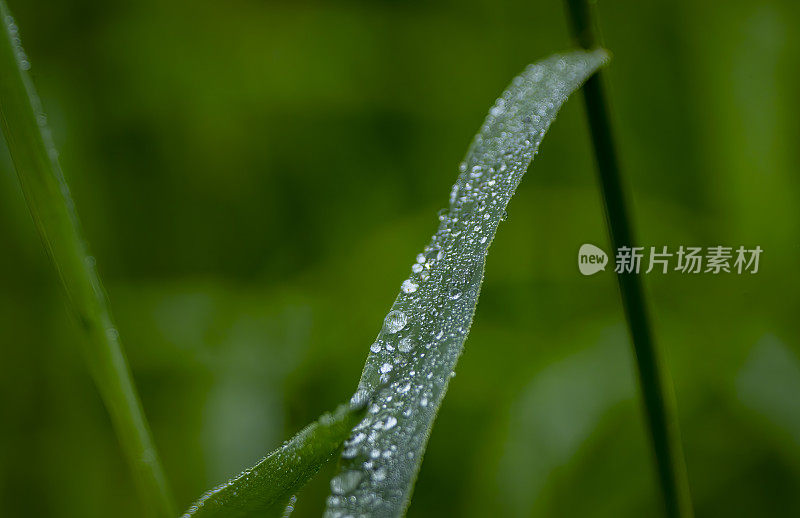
{"left": 563, "top": 1, "right": 693, "bottom": 517}
{"left": 0, "top": 4, "right": 175, "bottom": 516}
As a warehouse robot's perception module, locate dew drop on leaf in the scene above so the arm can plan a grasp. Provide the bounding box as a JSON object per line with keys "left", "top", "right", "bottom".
{"left": 373, "top": 468, "right": 387, "bottom": 482}
{"left": 401, "top": 280, "right": 418, "bottom": 293}
{"left": 398, "top": 337, "right": 414, "bottom": 353}
{"left": 330, "top": 471, "right": 362, "bottom": 495}
{"left": 325, "top": 49, "right": 609, "bottom": 518}
{"left": 383, "top": 310, "right": 407, "bottom": 333}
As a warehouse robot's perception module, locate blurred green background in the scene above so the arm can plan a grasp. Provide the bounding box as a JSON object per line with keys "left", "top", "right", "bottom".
{"left": 2, "top": 0, "right": 800, "bottom": 516}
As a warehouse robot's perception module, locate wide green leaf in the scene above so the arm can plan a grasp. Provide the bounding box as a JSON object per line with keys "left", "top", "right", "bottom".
{"left": 183, "top": 401, "right": 367, "bottom": 518}
{"left": 323, "top": 49, "right": 609, "bottom": 517}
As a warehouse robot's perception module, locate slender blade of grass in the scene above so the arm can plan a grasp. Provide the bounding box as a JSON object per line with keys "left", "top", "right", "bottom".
{"left": 182, "top": 401, "right": 367, "bottom": 518}
{"left": 564, "top": 1, "right": 694, "bottom": 517}
{"left": 0, "top": 4, "right": 175, "bottom": 516}
{"left": 324, "top": 49, "right": 609, "bottom": 518}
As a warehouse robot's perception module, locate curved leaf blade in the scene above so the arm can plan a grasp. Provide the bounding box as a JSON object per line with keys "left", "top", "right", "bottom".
{"left": 183, "top": 401, "right": 366, "bottom": 518}
{"left": 324, "top": 49, "right": 609, "bottom": 517}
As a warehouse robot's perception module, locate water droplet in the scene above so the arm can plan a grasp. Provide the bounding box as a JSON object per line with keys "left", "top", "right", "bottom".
{"left": 379, "top": 363, "right": 393, "bottom": 374}
{"left": 370, "top": 342, "right": 381, "bottom": 353}
{"left": 384, "top": 416, "right": 397, "bottom": 430}
{"left": 449, "top": 288, "right": 462, "bottom": 300}
{"left": 348, "top": 432, "right": 366, "bottom": 446}
{"left": 449, "top": 184, "right": 459, "bottom": 204}
{"left": 398, "top": 337, "right": 414, "bottom": 353}
{"left": 373, "top": 468, "right": 387, "bottom": 482}
{"left": 411, "top": 263, "right": 423, "bottom": 274}
{"left": 330, "top": 471, "right": 362, "bottom": 495}
{"left": 349, "top": 389, "right": 369, "bottom": 408}
{"left": 384, "top": 310, "right": 407, "bottom": 333}
{"left": 401, "top": 280, "right": 418, "bottom": 294}
{"left": 282, "top": 495, "right": 297, "bottom": 518}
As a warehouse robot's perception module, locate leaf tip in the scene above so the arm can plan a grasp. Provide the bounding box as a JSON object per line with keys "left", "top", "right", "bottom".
{"left": 592, "top": 46, "right": 612, "bottom": 66}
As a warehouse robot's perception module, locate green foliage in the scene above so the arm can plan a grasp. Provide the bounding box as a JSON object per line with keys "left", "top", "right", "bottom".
{"left": 183, "top": 402, "right": 366, "bottom": 518}
{"left": 3, "top": 1, "right": 800, "bottom": 518}
{"left": 324, "top": 49, "right": 608, "bottom": 518}
{"left": 0, "top": 3, "right": 174, "bottom": 516}
{"left": 564, "top": 1, "right": 693, "bottom": 516}
{"left": 177, "top": 50, "right": 605, "bottom": 517}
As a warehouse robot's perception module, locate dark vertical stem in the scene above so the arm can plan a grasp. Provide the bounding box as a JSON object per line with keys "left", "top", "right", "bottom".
{"left": 563, "top": 1, "right": 693, "bottom": 517}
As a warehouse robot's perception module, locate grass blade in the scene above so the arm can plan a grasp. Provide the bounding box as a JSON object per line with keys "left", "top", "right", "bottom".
{"left": 324, "top": 49, "right": 608, "bottom": 517}
{"left": 183, "top": 401, "right": 367, "bottom": 518}
{"left": 564, "top": 1, "right": 694, "bottom": 516}
{"left": 0, "top": 4, "right": 174, "bottom": 516}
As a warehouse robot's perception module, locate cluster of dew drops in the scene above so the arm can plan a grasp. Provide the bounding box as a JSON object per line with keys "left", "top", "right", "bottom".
{"left": 325, "top": 55, "right": 601, "bottom": 516}
{"left": 4, "top": 14, "right": 62, "bottom": 167}
{"left": 4, "top": 15, "right": 31, "bottom": 70}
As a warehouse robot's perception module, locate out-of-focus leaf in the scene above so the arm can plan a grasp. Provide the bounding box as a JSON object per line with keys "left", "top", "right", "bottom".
{"left": 183, "top": 401, "right": 366, "bottom": 518}
{"left": 0, "top": 4, "right": 175, "bottom": 515}
{"left": 494, "top": 328, "right": 634, "bottom": 516}
{"left": 737, "top": 334, "right": 800, "bottom": 449}
{"left": 324, "top": 49, "right": 609, "bottom": 517}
